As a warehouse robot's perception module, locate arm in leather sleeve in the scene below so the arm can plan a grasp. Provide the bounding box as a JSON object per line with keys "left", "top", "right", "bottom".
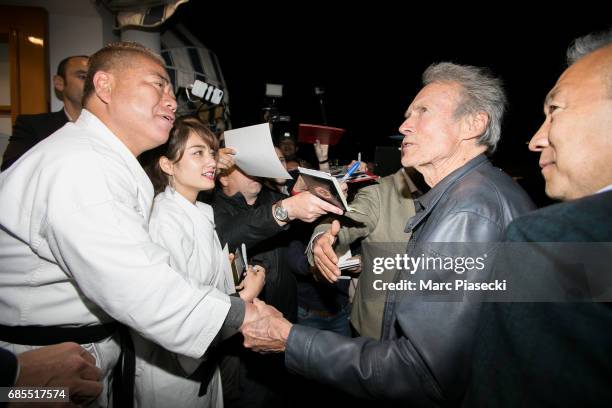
{"left": 289, "top": 212, "right": 505, "bottom": 403}
{"left": 214, "top": 202, "right": 288, "bottom": 251}
{"left": 285, "top": 325, "right": 433, "bottom": 404}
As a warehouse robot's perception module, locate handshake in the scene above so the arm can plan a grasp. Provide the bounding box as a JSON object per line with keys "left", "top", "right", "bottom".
{"left": 240, "top": 299, "right": 292, "bottom": 353}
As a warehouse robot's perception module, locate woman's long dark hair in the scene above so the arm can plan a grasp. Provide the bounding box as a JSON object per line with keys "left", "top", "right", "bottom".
{"left": 140, "top": 116, "right": 219, "bottom": 195}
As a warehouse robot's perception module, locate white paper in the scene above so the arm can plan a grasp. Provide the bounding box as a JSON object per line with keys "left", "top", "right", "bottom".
{"left": 338, "top": 249, "right": 360, "bottom": 270}
{"left": 224, "top": 123, "right": 292, "bottom": 179}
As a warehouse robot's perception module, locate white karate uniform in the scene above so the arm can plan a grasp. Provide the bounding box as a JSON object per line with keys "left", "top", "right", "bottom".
{"left": 0, "top": 110, "right": 231, "bottom": 406}
{"left": 133, "top": 187, "right": 234, "bottom": 408}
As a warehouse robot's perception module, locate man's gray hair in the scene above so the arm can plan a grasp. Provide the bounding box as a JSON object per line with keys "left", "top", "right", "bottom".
{"left": 566, "top": 28, "right": 612, "bottom": 98}
{"left": 422, "top": 62, "right": 506, "bottom": 154}
{"left": 566, "top": 28, "right": 612, "bottom": 65}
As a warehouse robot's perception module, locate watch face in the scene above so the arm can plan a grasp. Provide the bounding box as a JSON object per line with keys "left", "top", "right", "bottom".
{"left": 275, "top": 205, "right": 288, "bottom": 221}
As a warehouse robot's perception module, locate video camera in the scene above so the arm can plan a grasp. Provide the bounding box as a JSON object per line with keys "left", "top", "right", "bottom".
{"left": 262, "top": 83, "right": 292, "bottom": 141}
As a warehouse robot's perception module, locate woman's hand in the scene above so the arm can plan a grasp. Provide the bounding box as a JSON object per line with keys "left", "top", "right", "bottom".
{"left": 238, "top": 264, "right": 266, "bottom": 302}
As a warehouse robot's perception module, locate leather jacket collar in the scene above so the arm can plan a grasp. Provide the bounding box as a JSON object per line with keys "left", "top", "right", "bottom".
{"left": 406, "top": 154, "right": 489, "bottom": 234}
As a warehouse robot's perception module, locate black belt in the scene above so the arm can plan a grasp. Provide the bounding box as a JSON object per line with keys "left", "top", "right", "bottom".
{"left": 192, "top": 346, "right": 220, "bottom": 397}
{"left": 0, "top": 322, "right": 134, "bottom": 408}
{"left": 0, "top": 322, "right": 119, "bottom": 345}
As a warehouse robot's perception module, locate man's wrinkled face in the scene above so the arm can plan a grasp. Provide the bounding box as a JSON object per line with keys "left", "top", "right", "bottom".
{"left": 398, "top": 82, "right": 465, "bottom": 170}
{"left": 528, "top": 45, "right": 612, "bottom": 201}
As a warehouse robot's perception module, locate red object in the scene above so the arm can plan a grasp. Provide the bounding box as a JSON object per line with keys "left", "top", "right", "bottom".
{"left": 346, "top": 172, "right": 380, "bottom": 183}
{"left": 298, "top": 123, "right": 346, "bottom": 146}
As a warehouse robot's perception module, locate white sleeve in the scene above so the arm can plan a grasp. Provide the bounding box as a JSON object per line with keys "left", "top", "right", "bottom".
{"left": 42, "top": 158, "right": 231, "bottom": 359}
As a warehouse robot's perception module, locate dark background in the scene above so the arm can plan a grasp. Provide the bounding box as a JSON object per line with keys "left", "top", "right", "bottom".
{"left": 170, "top": 6, "right": 610, "bottom": 206}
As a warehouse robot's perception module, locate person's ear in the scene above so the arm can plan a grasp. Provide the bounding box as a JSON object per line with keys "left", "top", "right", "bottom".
{"left": 461, "top": 111, "right": 488, "bottom": 141}
{"left": 159, "top": 156, "right": 174, "bottom": 176}
{"left": 92, "top": 71, "right": 114, "bottom": 104}
{"left": 53, "top": 75, "right": 65, "bottom": 94}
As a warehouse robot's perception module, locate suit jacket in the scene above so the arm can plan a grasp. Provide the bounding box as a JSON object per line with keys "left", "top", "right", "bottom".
{"left": 0, "top": 347, "right": 18, "bottom": 387}
{"left": 1, "top": 109, "right": 69, "bottom": 171}
{"left": 465, "top": 190, "right": 612, "bottom": 407}
{"left": 285, "top": 155, "right": 534, "bottom": 406}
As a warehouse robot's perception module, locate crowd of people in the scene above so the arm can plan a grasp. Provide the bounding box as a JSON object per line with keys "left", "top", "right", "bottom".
{"left": 0, "top": 27, "right": 610, "bottom": 408}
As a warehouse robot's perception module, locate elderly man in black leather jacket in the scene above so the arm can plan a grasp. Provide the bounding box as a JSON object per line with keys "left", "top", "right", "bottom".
{"left": 240, "top": 62, "right": 535, "bottom": 407}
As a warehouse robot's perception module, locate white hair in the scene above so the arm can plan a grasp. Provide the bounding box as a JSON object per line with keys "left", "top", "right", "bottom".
{"left": 423, "top": 62, "right": 506, "bottom": 154}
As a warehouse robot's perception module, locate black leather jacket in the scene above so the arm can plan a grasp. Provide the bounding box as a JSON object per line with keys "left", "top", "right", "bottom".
{"left": 284, "top": 155, "right": 535, "bottom": 406}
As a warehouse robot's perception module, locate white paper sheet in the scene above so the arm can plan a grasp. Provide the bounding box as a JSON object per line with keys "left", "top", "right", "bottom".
{"left": 224, "top": 123, "right": 292, "bottom": 179}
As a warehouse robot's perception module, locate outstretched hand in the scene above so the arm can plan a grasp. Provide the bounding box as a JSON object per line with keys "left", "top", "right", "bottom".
{"left": 241, "top": 303, "right": 292, "bottom": 353}
{"left": 313, "top": 220, "right": 342, "bottom": 282}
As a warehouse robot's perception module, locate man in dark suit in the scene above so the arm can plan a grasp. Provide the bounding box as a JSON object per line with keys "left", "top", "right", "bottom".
{"left": 464, "top": 29, "right": 612, "bottom": 407}
{"left": 1, "top": 55, "right": 88, "bottom": 171}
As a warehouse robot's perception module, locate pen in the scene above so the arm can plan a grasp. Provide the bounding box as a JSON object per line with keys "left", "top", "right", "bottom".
{"left": 341, "top": 161, "right": 361, "bottom": 183}
{"left": 241, "top": 243, "right": 248, "bottom": 270}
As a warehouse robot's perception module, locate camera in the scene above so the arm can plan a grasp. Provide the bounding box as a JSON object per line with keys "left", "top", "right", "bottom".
{"left": 262, "top": 83, "right": 292, "bottom": 141}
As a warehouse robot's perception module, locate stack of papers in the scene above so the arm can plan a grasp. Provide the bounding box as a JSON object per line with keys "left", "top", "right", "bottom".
{"left": 338, "top": 249, "right": 361, "bottom": 270}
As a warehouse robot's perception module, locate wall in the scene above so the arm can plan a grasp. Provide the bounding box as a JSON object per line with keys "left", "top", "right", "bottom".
{"left": 0, "top": 0, "right": 117, "bottom": 164}
{"left": 0, "top": 0, "right": 118, "bottom": 112}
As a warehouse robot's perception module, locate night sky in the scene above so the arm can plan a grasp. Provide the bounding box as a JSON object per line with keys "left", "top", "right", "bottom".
{"left": 169, "top": 6, "right": 610, "bottom": 206}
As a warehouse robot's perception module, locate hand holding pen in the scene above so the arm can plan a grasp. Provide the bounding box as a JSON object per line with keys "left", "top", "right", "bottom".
{"left": 340, "top": 159, "right": 362, "bottom": 183}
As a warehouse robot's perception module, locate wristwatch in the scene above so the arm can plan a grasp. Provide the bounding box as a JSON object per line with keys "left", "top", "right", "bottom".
{"left": 273, "top": 200, "right": 290, "bottom": 223}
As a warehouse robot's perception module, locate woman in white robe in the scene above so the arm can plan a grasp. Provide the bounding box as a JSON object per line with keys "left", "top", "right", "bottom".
{"left": 133, "top": 117, "right": 265, "bottom": 408}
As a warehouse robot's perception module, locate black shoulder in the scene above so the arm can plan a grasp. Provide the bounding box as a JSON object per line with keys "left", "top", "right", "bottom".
{"left": 506, "top": 191, "right": 612, "bottom": 242}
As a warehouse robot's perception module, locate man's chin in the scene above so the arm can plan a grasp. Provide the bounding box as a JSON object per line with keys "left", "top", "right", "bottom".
{"left": 544, "top": 182, "right": 569, "bottom": 202}
{"left": 150, "top": 131, "right": 171, "bottom": 148}
{"left": 401, "top": 158, "right": 416, "bottom": 169}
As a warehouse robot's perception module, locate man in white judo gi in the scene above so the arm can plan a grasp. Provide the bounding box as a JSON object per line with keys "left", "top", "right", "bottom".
{"left": 0, "top": 42, "right": 279, "bottom": 406}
